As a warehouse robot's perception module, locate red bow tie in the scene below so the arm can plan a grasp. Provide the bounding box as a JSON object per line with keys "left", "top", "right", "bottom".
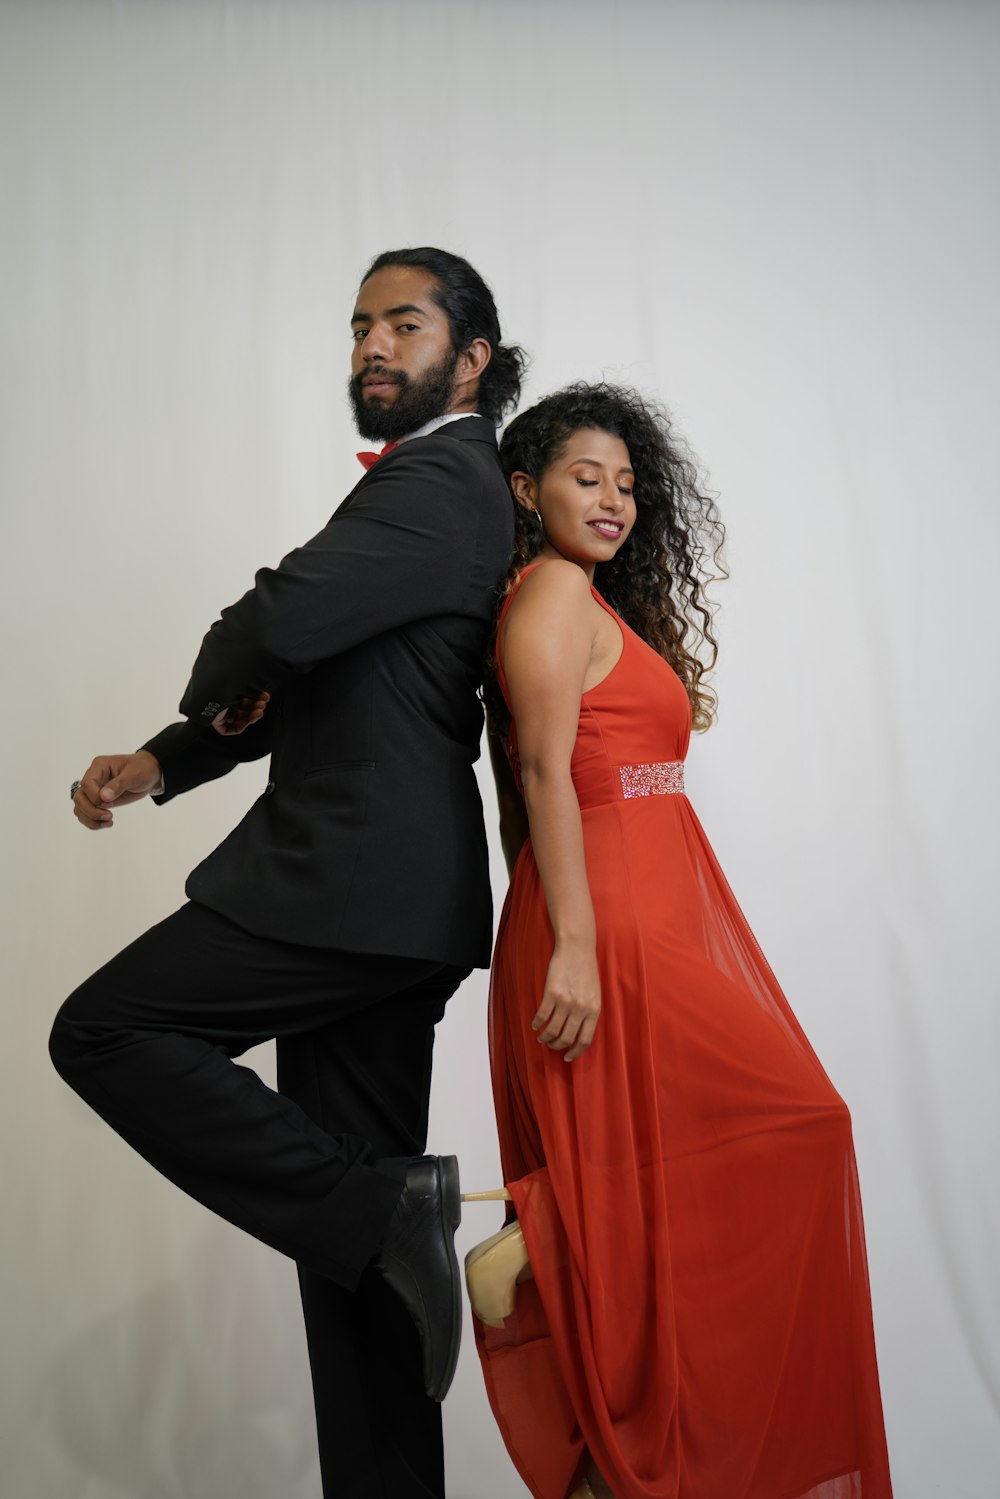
{"left": 356, "top": 442, "right": 400, "bottom": 471}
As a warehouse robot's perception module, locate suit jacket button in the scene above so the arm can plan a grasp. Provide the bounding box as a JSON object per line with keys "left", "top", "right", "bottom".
{"left": 265, "top": 781, "right": 275, "bottom": 794}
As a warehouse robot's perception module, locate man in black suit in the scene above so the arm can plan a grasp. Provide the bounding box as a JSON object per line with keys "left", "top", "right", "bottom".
{"left": 50, "top": 247, "right": 524, "bottom": 1499}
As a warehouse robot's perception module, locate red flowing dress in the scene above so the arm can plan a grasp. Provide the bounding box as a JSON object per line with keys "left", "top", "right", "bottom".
{"left": 475, "top": 564, "right": 894, "bottom": 1499}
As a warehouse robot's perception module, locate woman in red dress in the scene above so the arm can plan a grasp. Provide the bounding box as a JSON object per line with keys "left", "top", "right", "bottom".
{"left": 466, "top": 385, "right": 893, "bottom": 1499}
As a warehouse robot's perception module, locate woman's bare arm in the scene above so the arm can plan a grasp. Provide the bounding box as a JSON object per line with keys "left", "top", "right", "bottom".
{"left": 501, "top": 561, "right": 601, "bottom": 1061}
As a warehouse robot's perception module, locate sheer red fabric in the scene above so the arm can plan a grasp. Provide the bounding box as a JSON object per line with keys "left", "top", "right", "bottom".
{"left": 474, "top": 565, "right": 894, "bottom": 1499}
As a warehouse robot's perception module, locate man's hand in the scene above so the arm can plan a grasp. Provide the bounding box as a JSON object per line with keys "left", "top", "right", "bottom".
{"left": 71, "top": 750, "right": 163, "bottom": 830}
{"left": 212, "top": 692, "right": 271, "bottom": 737}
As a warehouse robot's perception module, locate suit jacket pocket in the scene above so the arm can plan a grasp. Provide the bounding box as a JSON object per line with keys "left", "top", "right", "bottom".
{"left": 295, "top": 760, "right": 376, "bottom": 835}
{"left": 303, "top": 760, "right": 377, "bottom": 778}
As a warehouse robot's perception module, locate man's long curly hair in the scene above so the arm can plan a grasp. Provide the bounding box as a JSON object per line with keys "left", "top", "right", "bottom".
{"left": 485, "top": 382, "right": 727, "bottom": 736}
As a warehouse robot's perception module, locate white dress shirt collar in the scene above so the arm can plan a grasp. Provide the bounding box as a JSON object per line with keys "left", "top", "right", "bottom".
{"left": 396, "top": 411, "right": 485, "bottom": 445}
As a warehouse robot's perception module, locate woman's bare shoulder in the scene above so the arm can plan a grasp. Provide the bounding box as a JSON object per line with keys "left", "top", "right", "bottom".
{"left": 508, "top": 559, "right": 592, "bottom": 617}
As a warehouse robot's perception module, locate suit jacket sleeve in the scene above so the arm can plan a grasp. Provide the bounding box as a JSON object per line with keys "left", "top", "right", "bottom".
{"left": 178, "top": 440, "right": 484, "bottom": 723}
{"left": 141, "top": 716, "right": 276, "bottom": 805}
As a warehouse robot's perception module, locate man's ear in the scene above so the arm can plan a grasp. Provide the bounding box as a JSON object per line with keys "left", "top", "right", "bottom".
{"left": 452, "top": 337, "right": 492, "bottom": 408}
{"left": 458, "top": 336, "right": 491, "bottom": 380}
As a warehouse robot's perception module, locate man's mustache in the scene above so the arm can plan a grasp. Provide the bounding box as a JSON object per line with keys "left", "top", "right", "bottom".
{"left": 355, "top": 367, "right": 407, "bottom": 394}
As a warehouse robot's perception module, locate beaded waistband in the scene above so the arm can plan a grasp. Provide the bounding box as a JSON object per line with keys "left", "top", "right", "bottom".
{"left": 619, "top": 761, "right": 685, "bottom": 799}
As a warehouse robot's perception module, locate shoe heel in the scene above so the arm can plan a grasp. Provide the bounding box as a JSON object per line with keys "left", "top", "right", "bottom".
{"left": 439, "top": 1154, "right": 462, "bottom": 1231}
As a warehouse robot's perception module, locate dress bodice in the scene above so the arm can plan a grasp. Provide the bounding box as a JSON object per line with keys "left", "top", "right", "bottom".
{"left": 495, "top": 563, "right": 693, "bottom": 811}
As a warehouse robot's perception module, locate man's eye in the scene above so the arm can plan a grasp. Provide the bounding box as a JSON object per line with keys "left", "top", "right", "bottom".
{"left": 351, "top": 329, "right": 366, "bottom": 342}
{"left": 398, "top": 323, "right": 420, "bottom": 333}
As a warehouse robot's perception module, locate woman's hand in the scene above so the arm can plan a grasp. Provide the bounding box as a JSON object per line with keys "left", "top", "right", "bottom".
{"left": 533, "top": 939, "right": 601, "bottom": 1062}
{"left": 212, "top": 691, "right": 271, "bottom": 736}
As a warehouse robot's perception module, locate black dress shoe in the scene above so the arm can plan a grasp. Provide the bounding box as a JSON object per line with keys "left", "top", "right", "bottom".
{"left": 377, "top": 1154, "right": 463, "bottom": 1402}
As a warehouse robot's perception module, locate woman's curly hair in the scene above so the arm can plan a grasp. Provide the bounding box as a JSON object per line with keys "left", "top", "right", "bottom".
{"left": 485, "top": 382, "right": 727, "bottom": 735}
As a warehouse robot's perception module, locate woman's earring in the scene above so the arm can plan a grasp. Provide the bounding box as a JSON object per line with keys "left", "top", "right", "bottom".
{"left": 528, "top": 508, "right": 545, "bottom": 538}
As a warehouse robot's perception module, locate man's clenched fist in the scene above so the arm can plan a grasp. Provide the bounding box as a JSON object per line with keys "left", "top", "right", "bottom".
{"left": 71, "top": 750, "right": 162, "bottom": 830}
{"left": 212, "top": 691, "right": 271, "bottom": 736}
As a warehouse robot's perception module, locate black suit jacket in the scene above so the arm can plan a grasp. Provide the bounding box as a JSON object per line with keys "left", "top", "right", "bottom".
{"left": 142, "top": 416, "right": 514, "bottom": 969}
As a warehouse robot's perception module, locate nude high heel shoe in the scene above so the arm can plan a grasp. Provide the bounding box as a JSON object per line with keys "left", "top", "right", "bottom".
{"left": 460, "top": 1187, "right": 532, "bottom": 1328}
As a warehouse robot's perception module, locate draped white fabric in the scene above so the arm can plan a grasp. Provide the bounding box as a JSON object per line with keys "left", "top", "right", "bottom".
{"left": 2, "top": 1, "right": 997, "bottom": 1495}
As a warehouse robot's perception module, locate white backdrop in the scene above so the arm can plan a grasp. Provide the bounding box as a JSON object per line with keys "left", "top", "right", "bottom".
{"left": 2, "top": 1, "right": 998, "bottom": 1495}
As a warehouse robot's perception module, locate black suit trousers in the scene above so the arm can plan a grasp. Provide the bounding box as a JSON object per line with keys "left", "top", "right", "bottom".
{"left": 49, "top": 900, "right": 469, "bottom": 1499}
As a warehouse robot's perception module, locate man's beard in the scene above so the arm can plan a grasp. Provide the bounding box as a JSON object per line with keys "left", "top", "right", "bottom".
{"left": 348, "top": 348, "right": 460, "bottom": 442}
